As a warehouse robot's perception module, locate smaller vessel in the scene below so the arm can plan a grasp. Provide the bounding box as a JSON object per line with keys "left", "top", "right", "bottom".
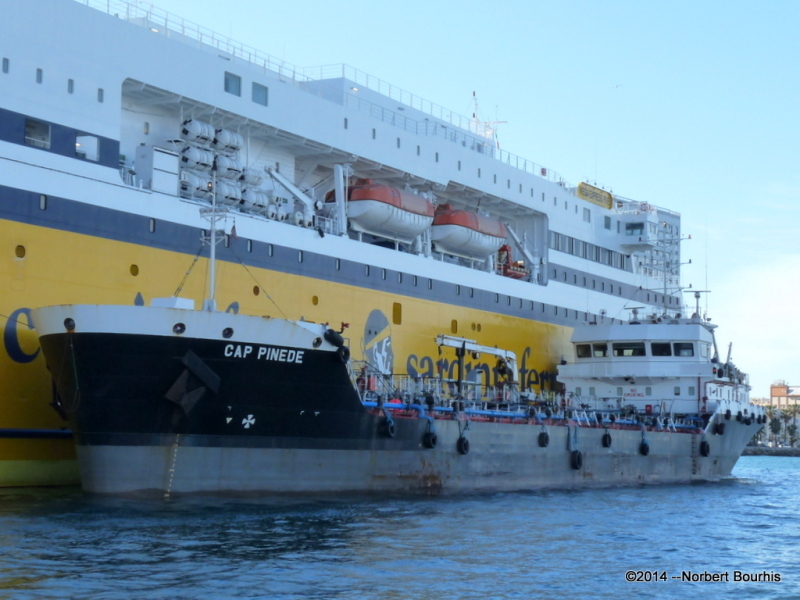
{"left": 334, "top": 179, "right": 435, "bottom": 242}
{"left": 431, "top": 204, "right": 507, "bottom": 259}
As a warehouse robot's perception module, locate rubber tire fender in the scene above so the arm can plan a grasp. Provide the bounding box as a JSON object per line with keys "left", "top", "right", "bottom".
{"left": 457, "top": 436, "right": 470, "bottom": 455}
{"left": 601, "top": 432, "right": 612, "bottom": 448}
{"left": 423, "top": 431, "right": 438, "bottom": 449}
{"left": 570, "top": 449, "right": 583, "bottom": 470}
{"left": 538, "top": 431, "right": 550, "bottom": 448}
{"left": 699, "top": 440, "right": 710, "bottom": 457}
{"left": 639, "top": 441, "right": 650, "bottom": 456}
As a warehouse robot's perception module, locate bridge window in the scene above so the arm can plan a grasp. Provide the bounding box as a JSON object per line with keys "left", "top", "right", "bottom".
{"left": 673, "top": 342, "right": 694, "bottom": 357}
{"left": 612, "top": 342, "right": 646, "bottom": 357}
{"left": 651, "top": 343, "right": 671, "bottom": 356}
{"left": 592, "top": 343, "right": 608, "bottom": 357}
{"left": 576, "top": 344, "right": 591, "bottom": 358}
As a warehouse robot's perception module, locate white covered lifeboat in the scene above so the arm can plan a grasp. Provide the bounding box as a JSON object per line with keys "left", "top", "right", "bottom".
{"left": 343, "top": 179, "right": 434, "bottom": 242}
{"left": 431, "top": 204, "right": 507, "bottom": 259}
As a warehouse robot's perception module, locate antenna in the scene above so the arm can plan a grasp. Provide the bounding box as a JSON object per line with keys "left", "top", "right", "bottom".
{"left": 471, "top": 91, "right": 506, "bottom": 148}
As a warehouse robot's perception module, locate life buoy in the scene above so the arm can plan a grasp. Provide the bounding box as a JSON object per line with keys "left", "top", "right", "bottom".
{"left": 602, "top": 432, "right": 612, "bottom": 448}
{"left": 570, "top": 450, "right": 583, "bottom": 470}
{"left": 457, "top": 436, "right": 470, "bottom": 455}
{"left": 538, "top": 431, "right": 550, "bottom": 448}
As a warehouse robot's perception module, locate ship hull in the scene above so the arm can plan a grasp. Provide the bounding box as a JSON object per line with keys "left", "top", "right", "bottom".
{"left": 75, "top": 418, "right": 759, "bottom": 497}
{"left": 33, "top": 305, "right": 760, "bottom": 497}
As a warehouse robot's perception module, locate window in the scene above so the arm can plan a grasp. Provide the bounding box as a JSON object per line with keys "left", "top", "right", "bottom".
{"left": 651, "top": 343, "right": 671, "bottom": 356}
{"left": 576, "top": 344, "right": 591, "bottom": 358}
{"left": 673, "top": 342, "right": 694, "bottom": 357}
{"left": 592, "top": 343, "right": 608, "bottom": 357}
{"left": 335, "top": 258, "right": 340, "bottom": 270}
{"left": 604, "top": 216, "right": 611, "bottom": 230}
{"left": 396, "top": 137, "right": 400, "bottom": 148}
{"left": 493, "top": 174, "right": 497, "bottom": 184}
{"left": 451, "top": 319, "right": 458, "bottom": 334}
{"left": 478, "top": 168, "right": 481, "bottom": 178}
{"left": 689, "top": 386, "right": 696, "bottom": 396}
{"left": 252, "top": 82, "right": 268, "bottom": 106}
{"left": 589, "top": 387, "right": 596, "bottom": 396}
{"left": 365, "top": 265, "right": 370, "bottom": 276}
{"left": 458, "top": 160, "right": 461, "bottom": 171}
{"left": 617, "top": 387, "right": 623, "bottom": 396}
{"left": 298, "top": 251, "right": 303, "bottom": 262}
{"left": 372, "top": 128, "right": 376, "bottom": 139}
{"left": 39, "top": 195, "right": 47, "bottom": 210}
{"left": 224, "top": 72, "right": 241, "bottom": 96}
{"left": 612, "top": 342, "right": 646, "bottom": 357}
{"left": 75, "top": 135, "right": 99, "bottom": 161}
{"left": 413, "top": 275, "right": 418, "bottom": 286}
{"left": 149, "top": 218, "right": 156, "bottom": 233}
{"left": 247, "top": 240, "right": 253, "bottom": 253}
{"left": 97, "top": 88, "right": 104, "bottom": 103}
{"left": 645, "top": 387, "right": 652, "bottom": 395}
{"left": 625, "top": 222, "right": 644, "bottom": 236}
{"left": 435, "top": 152, "right": 439, "bottom": 163}
{"left": 575, "top": 387, "right": 582, "bottom": 396}
{"left": 268, "top": 244, "right": 273, "bottom": 256}
{"left": 381, "top": 269, "right": 386, "bottom": 280}
{"left": 24, "top": 119, "right": 50, "bottom": 149}
{"left": 416, "top": 145, "right": 420, "bottom": 156}
{"left": 2, "top": 58, "right": 8, "bottom": 73}
{"left": 583, "top": 208, "right": 591, "bottom": 223}
{"left": 674, "top": 386, "right": 681, "bottom": 396}
{"left": 36, "top": 68, "right": 43, "bottom": 83}
{"left": 393, "top": 302, "right": 402, "bottom": 325}
{"left": 68, "top": 79, "right": 74, "bottom": 94}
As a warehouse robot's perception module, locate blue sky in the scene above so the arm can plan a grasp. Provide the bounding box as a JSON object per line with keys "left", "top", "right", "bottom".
{"left": 143, "top": 0, "right": 800, "bottom": 397}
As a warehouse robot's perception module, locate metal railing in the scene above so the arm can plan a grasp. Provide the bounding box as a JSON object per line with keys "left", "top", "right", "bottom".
{"left": 77, "top": 0, "right": 576, "bottom": 189}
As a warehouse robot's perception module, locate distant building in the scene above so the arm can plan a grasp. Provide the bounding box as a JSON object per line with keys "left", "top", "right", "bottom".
{"left": 769, "top": 381, "right": 800, "bottom": 407}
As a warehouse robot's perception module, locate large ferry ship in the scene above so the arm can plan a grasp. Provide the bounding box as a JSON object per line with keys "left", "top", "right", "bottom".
{"left": 2, "top": 0, "right": 755, "bottom": 489}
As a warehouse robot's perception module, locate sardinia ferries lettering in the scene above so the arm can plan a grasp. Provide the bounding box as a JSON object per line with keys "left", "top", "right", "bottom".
{"left": 577, "top": 182, "right": 613, "bottom": 210}
{"left": 406, "top": 346, "right": 556, "bottom": 392}
{"left": 223, "top": 344, "right": 304, "bottom": 364}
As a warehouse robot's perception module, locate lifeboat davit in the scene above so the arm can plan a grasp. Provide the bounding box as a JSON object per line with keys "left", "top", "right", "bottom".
{"left": 345, "top": 179, "right": 434, "bottom": 242}
{"left": 431, "top": 204, "right": 507, "bottom": 259}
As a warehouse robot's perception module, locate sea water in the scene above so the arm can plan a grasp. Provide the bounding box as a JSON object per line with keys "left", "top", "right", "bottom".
{"left": 0, "top": 456, "right": 797, "bottom": 600}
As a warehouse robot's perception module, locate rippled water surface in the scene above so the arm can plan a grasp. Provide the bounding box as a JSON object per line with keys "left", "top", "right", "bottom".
{"left": 0, "top": 456, "right": 797, "bottom": 599}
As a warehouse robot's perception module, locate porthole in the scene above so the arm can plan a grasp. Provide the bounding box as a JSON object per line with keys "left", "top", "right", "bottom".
{"left": 130, "top": 264, "right": 139, "bottom": 276}
{"left": 253, "top": 286, "right": 260, "bottom": 296}
{"left": 14, "top": 245, "right": 25, "bottom": 259}
{"left": 471, "top": 323, "right": 476, "bottom": 331}
{"left": 173, "top": 323, "right": 186, "bottom": 335}
{"left": 39, "top": 195, "right": 47, "bottom": 210}
{"left": 476, "top": 324, "right": 482, "bottom": 332}
{"left": 312, "top": 295, "right": 319, "bottom": 305}
{"left": 149, "top": 218, "right": 156, "bottom": 233}
{"left": 63, "top": 318, "right": 75, "bottom": 331}
{"left": 298, "top": 250, "right": 303, "bottom": 263}
{"left": 247, "top": 240, "right": 253, "bottom": 253}
{"left": 222, "top": 327, "right": 233, "bottom": 339}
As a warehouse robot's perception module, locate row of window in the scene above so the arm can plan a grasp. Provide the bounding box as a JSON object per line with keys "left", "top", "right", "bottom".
{"left": 2, "top": 58, "right": 104, "bottom": 102}
{"left": 575, "top": 385, "right": 697, "bottom": 397}
{"left": 23, "top": 118, "right": 100, "bottom": 161}
{"left": 224, "top": 71, "right": 268, "bottom": 107}
{"left": 576, "top": 341, "right": 697, "bottom": 359}
{"left": 549, "top": 230, "right": 630, "bottom": 272}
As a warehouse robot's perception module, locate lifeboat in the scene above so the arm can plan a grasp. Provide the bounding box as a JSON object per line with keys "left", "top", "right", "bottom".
{"left": 343, "top": 179, "right": 434, "bottom": 242}
{"left": 430, "top": 204, "right": 507, "bottom": 259}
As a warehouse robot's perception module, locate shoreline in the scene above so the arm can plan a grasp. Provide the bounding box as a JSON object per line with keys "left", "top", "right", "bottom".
{"left": 743, "top": 446, "right": 800, "bottom": 457}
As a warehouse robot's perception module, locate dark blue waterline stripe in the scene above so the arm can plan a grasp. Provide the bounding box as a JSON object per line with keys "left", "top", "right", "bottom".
{"left": 0, "top": 428, "right": 73, "bottom": 440}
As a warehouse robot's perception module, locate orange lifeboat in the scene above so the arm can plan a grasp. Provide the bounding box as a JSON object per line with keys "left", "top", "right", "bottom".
{"left": 339, "top": 179, "right": 434, "bottom": 242}
{"left": 430, "top": 204, "right": 507, "bottom": 259}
